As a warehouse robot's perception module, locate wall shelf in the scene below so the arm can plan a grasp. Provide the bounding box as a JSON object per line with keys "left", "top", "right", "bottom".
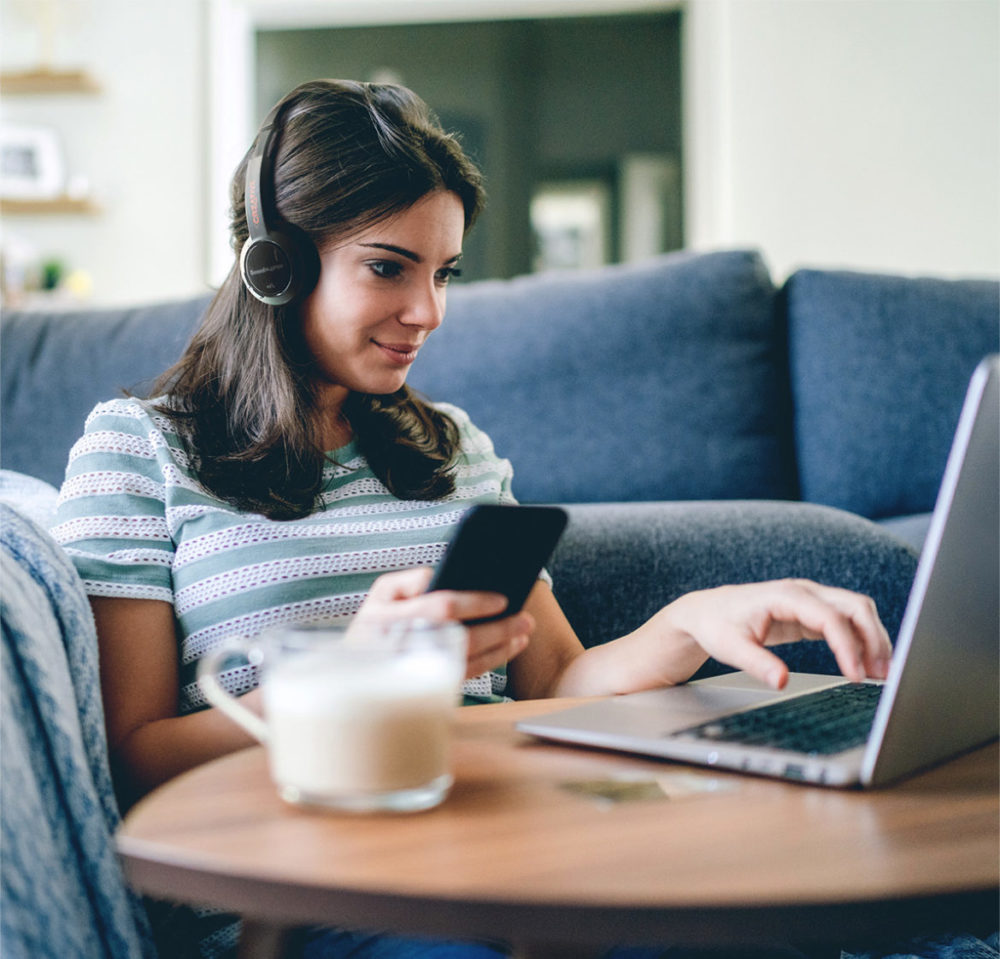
{"left": 1, "top": 195, "right": 101, "bottom": 216}
{"left": 1, "top": 70, "right": 102, "bottom": 218}
{"left": 0, "top": 68, "right": 100, "bottom": 95}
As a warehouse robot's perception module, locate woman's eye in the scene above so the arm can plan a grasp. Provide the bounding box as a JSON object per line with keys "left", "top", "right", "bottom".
{"left": 435, "top": 267, "right": 462, "bottom": 285}
{"left": 368, "top": 260, "right": 403, "bottom": 279}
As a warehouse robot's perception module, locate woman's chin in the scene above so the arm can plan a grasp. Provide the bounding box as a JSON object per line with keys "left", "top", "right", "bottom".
{"left": 357, "top": 371, "right": 412, "bottom": 397}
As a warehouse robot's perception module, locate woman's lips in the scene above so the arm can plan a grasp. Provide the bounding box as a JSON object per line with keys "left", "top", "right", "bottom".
{"left": 373, "top": 340, "right": 421, "bottom": 364}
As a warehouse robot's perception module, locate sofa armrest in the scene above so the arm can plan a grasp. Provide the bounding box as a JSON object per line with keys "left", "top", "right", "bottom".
{"left": 549, "top": 501, "right": 919, "bottom": 676}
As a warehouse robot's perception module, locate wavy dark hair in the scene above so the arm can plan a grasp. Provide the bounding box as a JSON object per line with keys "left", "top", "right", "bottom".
{"left": 153, "top": 80, "right": 486, "bottom": 520}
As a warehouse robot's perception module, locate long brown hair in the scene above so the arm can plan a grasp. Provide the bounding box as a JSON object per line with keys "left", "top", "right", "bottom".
{"left": 153, "top": 80, "right": 486, "bottom": 520}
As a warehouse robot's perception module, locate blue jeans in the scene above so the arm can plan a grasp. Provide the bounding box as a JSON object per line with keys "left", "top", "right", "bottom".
{"left": 296, "top": 929, "right": 668, "bottom": 958}
{"left": 296, "top": 930, "right": 506, "bottom": 958}
{"left": 295, "top": 928, "right": 1000, "bottom": 959}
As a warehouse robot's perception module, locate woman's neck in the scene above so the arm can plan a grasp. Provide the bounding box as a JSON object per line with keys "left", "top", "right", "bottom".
{"left": 313, "top": 386, "right": 353, "bottom": 450}
{"left": 316, "top": 412, "right": 353, "bottom": 451}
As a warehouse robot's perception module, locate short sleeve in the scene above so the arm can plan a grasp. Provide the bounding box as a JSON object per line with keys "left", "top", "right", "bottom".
{"left": 436, "top": 402, "right": 517, "bottom": 505}
{"left": 52, "top": 399, "right": 175, "bottom": 602}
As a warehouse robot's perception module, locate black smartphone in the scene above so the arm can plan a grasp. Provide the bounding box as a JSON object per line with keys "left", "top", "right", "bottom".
{"left": 427, "top": 505, "right": 569, "bottom": 623}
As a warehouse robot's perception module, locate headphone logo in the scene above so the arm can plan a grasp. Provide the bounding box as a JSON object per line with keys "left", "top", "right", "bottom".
{"left": 247, "top": 181, "right": 261, "bottom": 228}
{"left": 248, "top": 247, "right": 287, "bottom": 278}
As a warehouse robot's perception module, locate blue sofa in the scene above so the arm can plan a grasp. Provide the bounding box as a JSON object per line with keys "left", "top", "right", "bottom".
{"left": 1, "top": 248, "right": 997, "bottom": 957}
{"left": 4, "top": 248, "right": 997, "bottom": 646}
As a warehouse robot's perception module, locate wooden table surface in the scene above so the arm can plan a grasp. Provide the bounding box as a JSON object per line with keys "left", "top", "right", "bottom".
{"left": 118, "top": 697, "right": 999, "bottom": 954}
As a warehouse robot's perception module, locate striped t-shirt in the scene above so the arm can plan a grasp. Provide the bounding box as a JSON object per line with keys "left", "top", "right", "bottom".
{"left": 53, "top": 397, "right": 522, "bottom": 713}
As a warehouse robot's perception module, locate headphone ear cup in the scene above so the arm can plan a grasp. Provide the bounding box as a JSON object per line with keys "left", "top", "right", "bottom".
{"left": 240, "top": 230, "right": 298, "bottom": 306}
{"left": 239, "top": 228, "right": 319, "bottom": 306}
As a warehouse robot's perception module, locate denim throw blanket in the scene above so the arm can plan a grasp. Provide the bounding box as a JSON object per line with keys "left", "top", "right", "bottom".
{"left": 0, "top": 503, "right": 156, "bottom": 958}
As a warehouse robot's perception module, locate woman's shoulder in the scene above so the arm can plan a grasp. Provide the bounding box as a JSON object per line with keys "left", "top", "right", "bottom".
{"left": 433, "top": 402, "right": 488, "bottom": 443}
{"left": 431, "top": 401, "right": 477, "bottom": 434}
{"left": 71, "top": 396, "right": 187, "bottom": 470}
{"left": 83, "top": 395, "right": 178, "bottom": 435}
{"left": 431, "top": 401, "right": 505, "bottom": 463}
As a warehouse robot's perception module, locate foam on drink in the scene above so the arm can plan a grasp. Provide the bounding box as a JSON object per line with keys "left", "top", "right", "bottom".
{"left": 263, "top": 647, "right": 462, "bottom": 800}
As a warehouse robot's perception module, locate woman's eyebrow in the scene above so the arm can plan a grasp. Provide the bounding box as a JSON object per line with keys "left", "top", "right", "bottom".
{"left": 360, "top": 243, "right": 462, "bottom": 265}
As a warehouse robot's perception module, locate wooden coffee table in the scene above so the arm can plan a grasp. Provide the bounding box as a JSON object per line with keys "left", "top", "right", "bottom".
{"left": 117, "top": 697, "right": 999, "bottom": 958}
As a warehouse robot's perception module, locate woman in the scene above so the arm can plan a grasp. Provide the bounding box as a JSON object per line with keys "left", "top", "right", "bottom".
{"left": 54, "top": 80, "right": 889, "bottom": 958}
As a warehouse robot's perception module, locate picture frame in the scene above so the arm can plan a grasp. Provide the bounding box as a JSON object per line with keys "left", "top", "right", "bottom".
{"left": 530, "top": 179, "right": 613, "bottom": 272}
{"left": 0, "top": 124, "right": 65, "bottom": 199}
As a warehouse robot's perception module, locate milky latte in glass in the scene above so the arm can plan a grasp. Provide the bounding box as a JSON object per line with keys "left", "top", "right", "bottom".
{"left": 198, "top": 621, "right": 467, "bottom": 812}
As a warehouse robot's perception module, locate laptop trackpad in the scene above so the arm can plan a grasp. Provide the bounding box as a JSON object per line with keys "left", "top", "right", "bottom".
{"left": 598, "top": 683, "right": 777, "bottom": 735}
{"left": 521, "top": 673, "right": 839, "bottom": 739}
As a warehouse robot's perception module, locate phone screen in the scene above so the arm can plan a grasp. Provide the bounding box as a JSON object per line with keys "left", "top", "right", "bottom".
{"left": 427, "top": 505, "right": 568, "bottom": 622}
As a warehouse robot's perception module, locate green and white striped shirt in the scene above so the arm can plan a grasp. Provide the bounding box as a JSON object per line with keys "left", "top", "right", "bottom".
{"left": 54, "top": 397, "right": 521, "bottom": 712}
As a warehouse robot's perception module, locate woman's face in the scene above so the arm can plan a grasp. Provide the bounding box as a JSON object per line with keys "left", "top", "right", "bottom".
{"left": 300, "top": 190, "right": 465, "bottom": 414}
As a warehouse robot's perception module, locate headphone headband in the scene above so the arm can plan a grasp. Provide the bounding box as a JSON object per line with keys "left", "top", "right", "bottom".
{"left": 244, "top": 102, "right": 281, "bottom": 244}
{"left": 239, "top": 100, "right": 314, "bottom": 306}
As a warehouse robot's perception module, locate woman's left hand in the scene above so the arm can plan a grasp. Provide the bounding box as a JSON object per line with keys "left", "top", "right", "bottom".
{"left": 658, "top": 578, "right": 893, "bottom": 690}
{"left": 551, "top": 578, "right": 895, "bottom": 700}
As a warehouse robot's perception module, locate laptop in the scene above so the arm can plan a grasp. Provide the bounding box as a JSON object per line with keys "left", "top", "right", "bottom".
{"left": 519, "top": 355, "right": 1000, "bottom": 788}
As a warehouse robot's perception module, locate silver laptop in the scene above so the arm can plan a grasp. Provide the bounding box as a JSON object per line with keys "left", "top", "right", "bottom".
{"left": 519, "top": 355, "right": 999, "bottom": 788}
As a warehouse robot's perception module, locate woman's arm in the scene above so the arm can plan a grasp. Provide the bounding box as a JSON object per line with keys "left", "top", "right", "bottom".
{"left": 508, "top": 579, "right": 892, "bottom": 701}
{"left": 91, "top": 596, "right": 262, "bottom": 808}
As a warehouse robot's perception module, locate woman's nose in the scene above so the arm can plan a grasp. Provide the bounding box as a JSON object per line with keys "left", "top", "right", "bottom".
{"left": 402, "top": 281, "right": 446, "bottom": 330}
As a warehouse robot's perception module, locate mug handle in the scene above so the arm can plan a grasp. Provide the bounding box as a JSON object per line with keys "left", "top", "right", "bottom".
{"left": 197, "top": 640, "right": 269, "bottom": 743}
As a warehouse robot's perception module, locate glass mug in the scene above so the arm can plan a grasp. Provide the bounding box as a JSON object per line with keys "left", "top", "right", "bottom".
{"left": 197, "top": 620, "right": 468, "bottom": 812}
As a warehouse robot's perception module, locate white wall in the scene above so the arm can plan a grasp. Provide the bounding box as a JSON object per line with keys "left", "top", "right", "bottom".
{"left": 1, "top": 0, "right": 209, "bottom": 306}
{"left": 684, "top": 0, "right": 1000, "bottom": 280}
{"left": 1, "top": 0, "right": 997, "bottom": 308}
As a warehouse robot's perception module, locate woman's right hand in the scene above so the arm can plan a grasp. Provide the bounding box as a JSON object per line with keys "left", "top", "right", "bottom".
{"left": 356, "top": 567, "right": 534, "bottom": 679}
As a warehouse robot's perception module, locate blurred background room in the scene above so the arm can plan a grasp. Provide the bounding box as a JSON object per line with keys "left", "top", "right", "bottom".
{"left": 0, "top": 0, "right": 997, "bottom": 309}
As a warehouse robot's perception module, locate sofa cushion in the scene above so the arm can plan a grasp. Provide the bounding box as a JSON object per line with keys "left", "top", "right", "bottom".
{"left": 1, "top": 296, "right": 211, "bottom": 489}
{"left": 787, "top": 269, "right": 999, "bottom": 519}
{"left": 410, "top": 250, "right": 795, "bottom": 504}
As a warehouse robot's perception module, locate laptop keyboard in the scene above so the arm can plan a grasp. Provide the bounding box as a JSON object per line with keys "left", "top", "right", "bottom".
{"left": 675, "top": 682, "right": 884, "bottom": 755}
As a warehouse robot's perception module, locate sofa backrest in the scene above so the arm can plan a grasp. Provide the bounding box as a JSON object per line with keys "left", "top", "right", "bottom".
{"left": 410, "top": 249, "right": 796, "bottom": 504}
{"left": 1, "top": 297, "right": 210, "bottom": 489}
{"left": 3, "top": 251, "right": 795, "bottom": 506}
{"left": 786, "top": 269, "right": 1000, "bottom": 520}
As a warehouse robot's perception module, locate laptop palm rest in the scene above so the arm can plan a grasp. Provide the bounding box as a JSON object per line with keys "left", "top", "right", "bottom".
{"left": 519, "top": 672, "right": 842, "bottom": 744}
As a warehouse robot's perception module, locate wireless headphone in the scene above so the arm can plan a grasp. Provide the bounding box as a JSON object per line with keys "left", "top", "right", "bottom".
{"left": 239, "top": 101, "right": 318, "bottom": 306}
